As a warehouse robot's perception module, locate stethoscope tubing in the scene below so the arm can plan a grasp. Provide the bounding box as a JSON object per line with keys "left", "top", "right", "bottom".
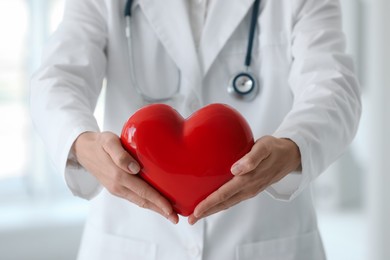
{"left": 124, "top": 0, "right": 261, "bottom": 102}
{"left": 125, "top": 3, "right": 180, "bottom": 103}
{"left": 245, "top": 0, "right": 261, "bottom": 68}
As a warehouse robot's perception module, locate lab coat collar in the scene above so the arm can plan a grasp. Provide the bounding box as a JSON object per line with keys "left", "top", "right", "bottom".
{"left": 138, "top": 0, "right": 256, "bottom": 80}
{"left": 199, "top": 0, "right": 256, "bottom": 77}
{"left": 140, "top": 0, "right": 202, "bottom": 84}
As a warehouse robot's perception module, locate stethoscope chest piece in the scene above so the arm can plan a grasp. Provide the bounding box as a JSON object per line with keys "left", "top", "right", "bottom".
{"left": 124, "top": 0, "right": 262, "bottom": 102}
{"left": 228, "top": 72, "right": 259, "bottom": 101}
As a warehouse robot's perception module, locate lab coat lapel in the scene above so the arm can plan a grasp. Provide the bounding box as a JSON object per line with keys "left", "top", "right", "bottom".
{"left": 200, "top": 0, "right": 255, "bottom": 76}
{"left": 140, "top": 0, "right": 201, "bottom": 83}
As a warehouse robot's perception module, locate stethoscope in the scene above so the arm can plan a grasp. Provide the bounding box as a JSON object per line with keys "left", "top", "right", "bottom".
{"left": 125, "top": 0, "right": 261, "bottom": 102}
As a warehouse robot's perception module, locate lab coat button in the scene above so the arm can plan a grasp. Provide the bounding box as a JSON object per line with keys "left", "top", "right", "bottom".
{"left": 188, "top": 245, "right": 201, "bottom": 257}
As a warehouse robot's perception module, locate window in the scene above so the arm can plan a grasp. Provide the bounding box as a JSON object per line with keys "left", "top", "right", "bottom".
{"left": 0, "top": 0, "right": 68, "bottom": 202}
{"left": 0, "top": 1, "right": 29, "bottom": 181}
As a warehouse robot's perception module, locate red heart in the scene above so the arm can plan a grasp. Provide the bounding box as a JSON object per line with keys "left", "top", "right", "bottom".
{"left": 121, "top": 103, "right": 254, "bottom": 216}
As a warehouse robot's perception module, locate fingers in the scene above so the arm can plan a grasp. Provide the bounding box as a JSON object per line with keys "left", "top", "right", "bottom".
{"left": 189, "top": 190, "right": 251, "bottom": 225}
{"left": 125, "top": 174, "right": 174, "bottom": 215}
{"left": 101, "top": 132, "right": 140, "bottom": 174}
{"left": 192, "top": 177, "right": 243, "bottom": 219}
{"left": 189, "top": 176, "right": 265, "bottom": 225}
{"left": 108, "top": 169, "right": 178, "bottom": 224}
{"left": 75, "top": 131, "right": 178, "bottom": 224}
{"left": 231, "top": 136, "right": 272, "bottom": 176}
{"left": 128, "top": 190, "right": 178, "bottom": 224}
{"left": 189, "top": 136, "right": 301, "bottom": 225}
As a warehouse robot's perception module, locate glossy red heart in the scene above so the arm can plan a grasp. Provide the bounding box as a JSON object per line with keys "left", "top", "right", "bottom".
{"left": 121, "top": 103, "right": 254, "bottom": 216}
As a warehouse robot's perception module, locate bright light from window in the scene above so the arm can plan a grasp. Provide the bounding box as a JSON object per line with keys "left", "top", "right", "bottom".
{"left": 50, "top": 0, "right": 65, "bottom": 32}
{"left": 0, "top": 0, "right": 64, "bottom": 181}
{"left": 0, "top": 105, "right": 29, "bottom": 178}
{"left": 0, "top": 1, "right": 28, "bottom": 68}
{"left": 0, "top": 0, "right": 29, "bottom": 180}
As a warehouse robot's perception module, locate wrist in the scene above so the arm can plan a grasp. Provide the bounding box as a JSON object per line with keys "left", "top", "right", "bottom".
{"left": 73, "top": 131, "right": 99, "bottom": 161}
{"left": 280, "top": 138, "right": 302, "bottom": 172}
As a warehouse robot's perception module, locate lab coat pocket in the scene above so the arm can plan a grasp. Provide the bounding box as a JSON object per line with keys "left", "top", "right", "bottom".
{"left": 235, "top": 230, "right": 325, "bottom": 260}
{"left": 78, "top": 225, "right": 157, "bottom": 260}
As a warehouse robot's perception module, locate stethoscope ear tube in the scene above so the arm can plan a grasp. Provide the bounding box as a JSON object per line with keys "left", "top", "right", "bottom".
{"left": 124, "top": 2, "right": 181, "bottom": 103}
{"left": 245, "top": 0, "right": 261, "bottom": 68}
{"left": 228, "top": 0, "right": 261, "bottom": 101}
{"left": 124, "top": 0, "right": 261, "bottom": 102}
{"left": 124, "top": 0, "right": 134, "bottom": 17}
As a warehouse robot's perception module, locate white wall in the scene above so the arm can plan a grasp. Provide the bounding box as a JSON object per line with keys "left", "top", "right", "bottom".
{"left": 364, "top": 0, "right": 390, "bottom": 258}
{"left": 304, "top": 0, "right": 390, "bottom": 259}
{"left": 0, "top": 222, "right": 83, "bottom": 260}
{"left": 0, "top": 202, "right": 86, "bottom": 260}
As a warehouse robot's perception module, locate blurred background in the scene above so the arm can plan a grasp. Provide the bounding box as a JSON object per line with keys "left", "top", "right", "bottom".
{"left": 0, "top": 0, "right": 389, "bottom": 259}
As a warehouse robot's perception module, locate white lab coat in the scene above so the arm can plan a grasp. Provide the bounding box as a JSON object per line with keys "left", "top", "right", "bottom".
{"left": 30, "top": 0, "right": 361, "bottom": 259}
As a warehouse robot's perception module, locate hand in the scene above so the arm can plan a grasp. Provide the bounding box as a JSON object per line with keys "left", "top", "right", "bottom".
{"left": 73, "top": 131, "right": 179, "bottom": 224}
{"left": 188, "top": 135, "right": 301, "bottom": 225}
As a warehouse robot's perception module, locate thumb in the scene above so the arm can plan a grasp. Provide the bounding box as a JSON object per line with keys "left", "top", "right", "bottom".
{"left": 101, "top": 132, "right": 140, "bottom": 174}
{"left": 231, "top": 138, "right": 271, "bottom": 176}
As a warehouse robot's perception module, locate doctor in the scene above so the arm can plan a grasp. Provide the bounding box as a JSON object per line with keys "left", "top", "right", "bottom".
{"left": 31, "top": 0, "right": 361, "bottom": 259}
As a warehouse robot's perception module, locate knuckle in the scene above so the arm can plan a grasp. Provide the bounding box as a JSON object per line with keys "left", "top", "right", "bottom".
{"left": 260, "top": 136, "right": 273, "bottom": 153}
{"left": 247, "top": 189, "right": 258, "bottom": 199}
{"left": 220, "top": 201, "right": 230, "bottom": 211}
{"left": 140, "top": 201, "right": 148, "bottom": 209}
{"left": 235, "top": 176, "right": 247, "bottom": 186}
{"left": 217, "top": 191, "right": 230, "bottom": 202}
{"left": 100, "top": 132, "right": 116, "bottom": 146}
{"left": 135, "top": 186, "right": 149, "bottom": 199}
{"left": 116, "top": 151, "right": 129, "bottom": 166}
{"left": 135, "top": 199, "right": 149, "bottom": 209}
{"left": 108, "top": 183, "right": 123, "bottom": 196}
{"left": 111, "top": 170, "right": 123, "bottom": 183}
{"left": 99, "top": 131, "right": 110, "bottom": 141}
{"left": 243, "top": 155, "right": 257, "bottom": 170}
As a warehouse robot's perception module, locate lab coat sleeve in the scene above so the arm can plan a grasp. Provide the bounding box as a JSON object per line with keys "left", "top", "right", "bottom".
{"left": 267, "top": 0, "right": 362, "bottom": 201}
{"left": 30, "top": 0, "right": 108, "bottom": 199}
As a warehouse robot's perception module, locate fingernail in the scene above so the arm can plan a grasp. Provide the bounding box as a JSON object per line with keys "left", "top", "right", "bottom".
{"left": 128, "top": 162, "right": 140, "bottom": 174}
{"left": 193, "top": 210, "right": 202, "bottom": 219}
{"left": 231, "top": 163, "right": 243, "bottom": 175}
{"left": 168, "top": 215, "right": 177, "bottom": 224}
{"left": 189, "top": 218, "right": 197, "bottom": 225}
